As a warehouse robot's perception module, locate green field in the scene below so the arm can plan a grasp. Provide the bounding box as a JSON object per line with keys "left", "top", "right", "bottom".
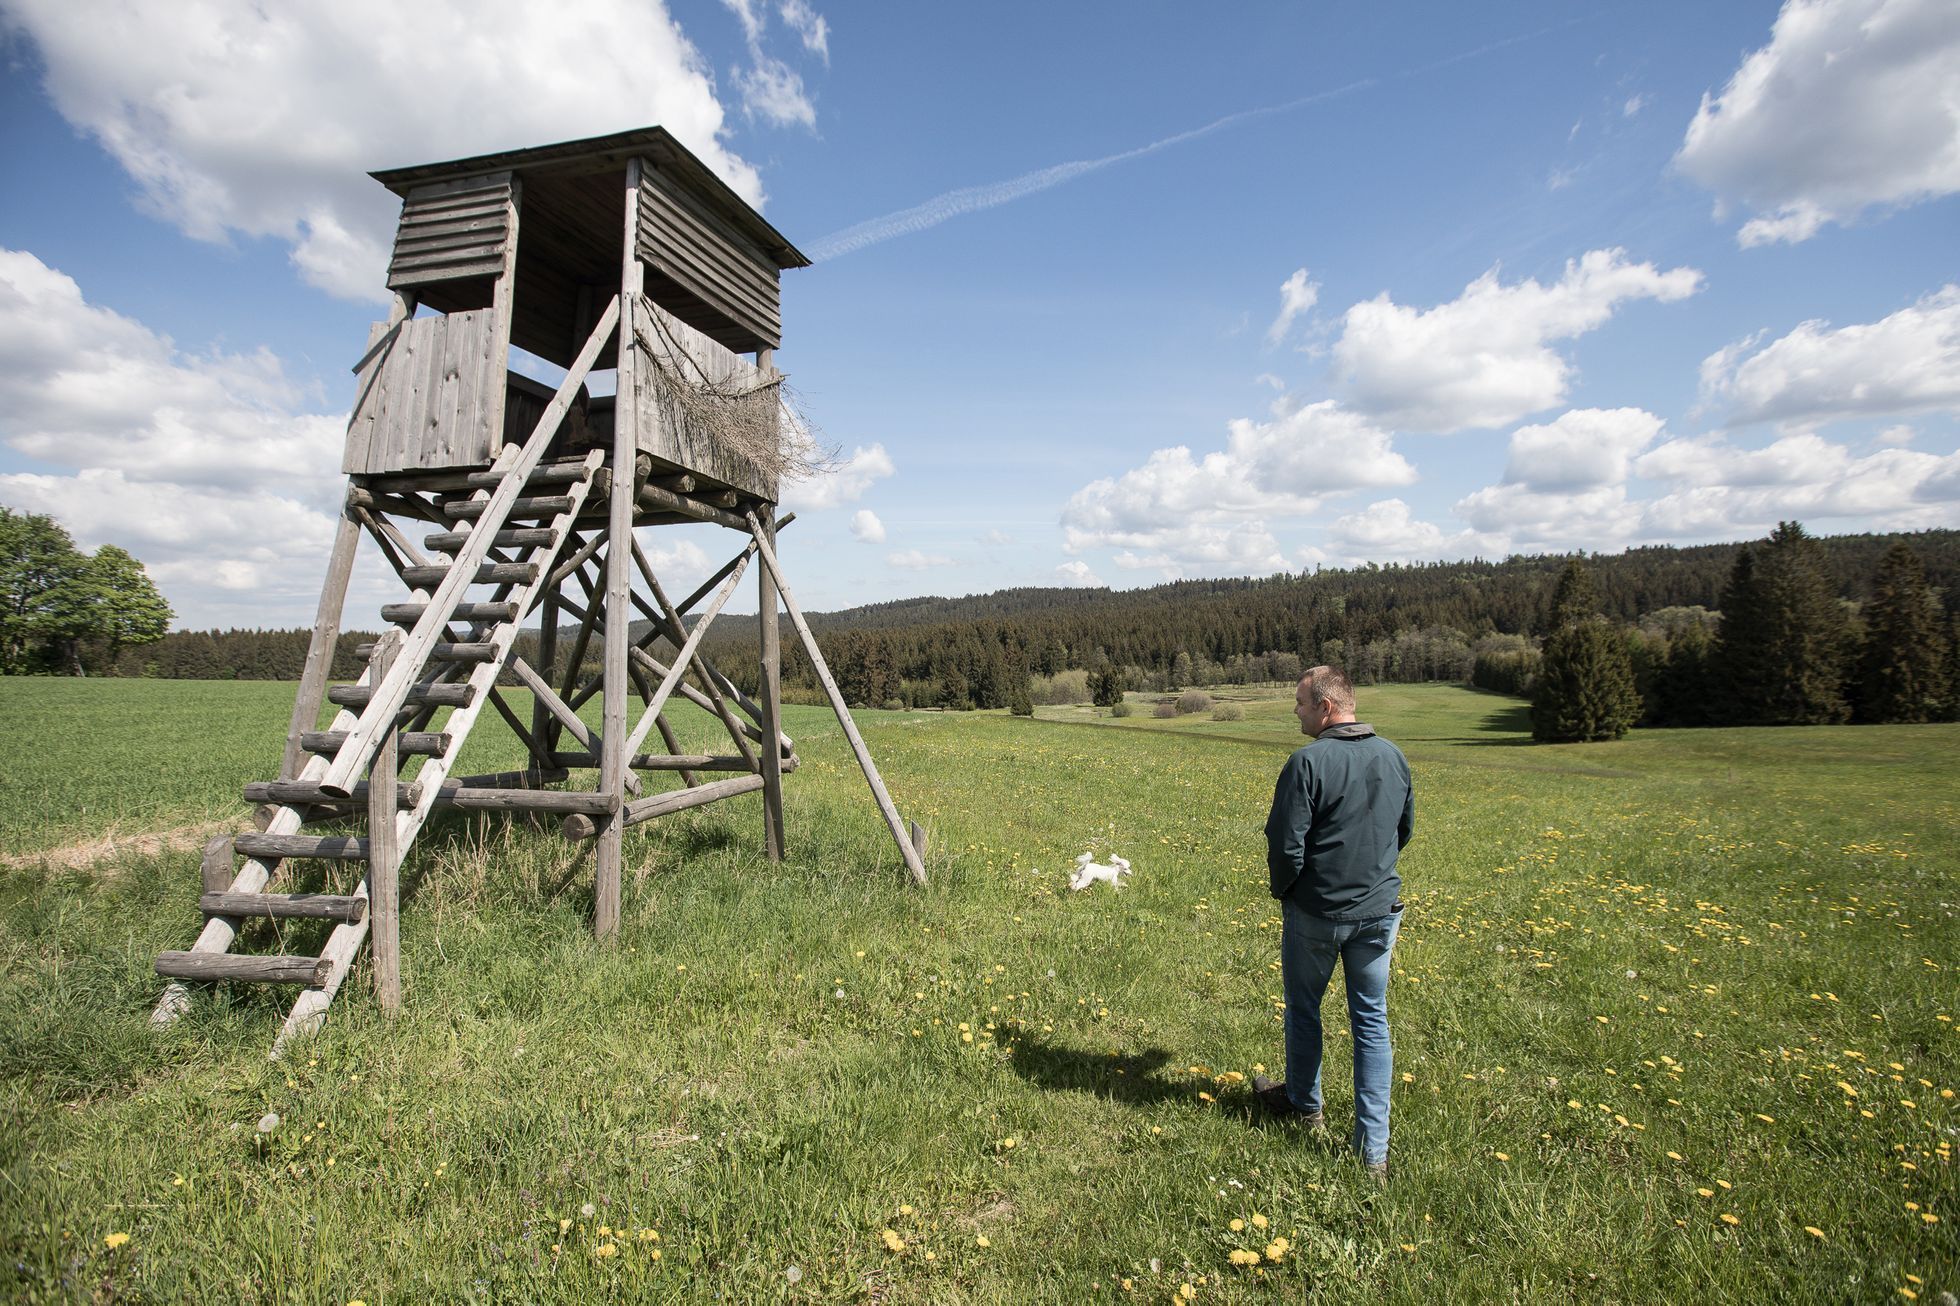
{"left": 0, "top": 678, "right": 1954, "bottom": 1303}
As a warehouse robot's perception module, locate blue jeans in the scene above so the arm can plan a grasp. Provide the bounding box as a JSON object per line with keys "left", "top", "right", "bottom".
{"left": 1279, "top": 898, "right": 1401, "bottom": 1164}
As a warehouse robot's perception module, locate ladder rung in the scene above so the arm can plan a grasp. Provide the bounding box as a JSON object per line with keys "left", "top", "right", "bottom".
{"left": 423, "top": 527, "right": 555, "bottom": 552}
{"left": 155, "top": 951, "right": 332, "bottom": 986}
{"left": 380, "top": 601, "right": 520, "bottom": 626}
{"left": 200, "top": 892, "right": 368, "bottom": 923}
{"left": 244, "top": 778, "right": 422, "bottom": 806}
{"left": 443, "top": 495, "right": 575, "bottom": 520}
{"left": 398, "top": 562, "right": 538, "bottom": 587}
{"left": 355, "top": 642, "right": 495, "bottom": 664}
{"left": 232, "top": 832, "right": 372, "bottom": 861}
{"left": 328, "top": 683, "right": 474, "bottom": 709}
{"left": 301, "top": 730, "right": 447, "bottom": 757}
{"left": 465, "top": 462, "right": 591, "bottom": 489}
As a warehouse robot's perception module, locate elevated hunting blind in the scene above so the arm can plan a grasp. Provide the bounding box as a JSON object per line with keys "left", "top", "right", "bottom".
{"left": 153, "top": 128, "right": 926, "bottom": 1053}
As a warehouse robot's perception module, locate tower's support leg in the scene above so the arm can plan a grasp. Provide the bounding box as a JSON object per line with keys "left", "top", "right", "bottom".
{"left": 281, "top": 508, "right": 362, "bottom": 780}
{"left": 595, "top": 158, "right": 646, "bottom": 940}
{"left": 758, "top": 511, "right": 786, "bottom": 861}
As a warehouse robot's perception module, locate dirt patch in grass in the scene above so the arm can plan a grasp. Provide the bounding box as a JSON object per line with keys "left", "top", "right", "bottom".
{"left": 0, "top": 818, "right": 232, "bottom": 872}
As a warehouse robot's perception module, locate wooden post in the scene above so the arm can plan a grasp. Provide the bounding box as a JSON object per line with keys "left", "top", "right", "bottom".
{"left": 281, "top": 509, "right": 362, "bottom": 780}
{"left": 368, "top": 632, "right": 401, "bottom": 1012}
{"left": 757, "top": 500, "right": 786, "bottom": 861}
{"left": 595, "top": 158, "right": 645, "bottom": 941}
{"left": 745, "top": 513, "right": 927, "bottom": 886}
{"left": 200, "top": 835, "right": 236, "bottom": 896}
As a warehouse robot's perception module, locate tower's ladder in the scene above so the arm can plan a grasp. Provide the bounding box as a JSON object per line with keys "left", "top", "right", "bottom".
{"left": 153, "top": 449, "right": 605, "bottom": 1051}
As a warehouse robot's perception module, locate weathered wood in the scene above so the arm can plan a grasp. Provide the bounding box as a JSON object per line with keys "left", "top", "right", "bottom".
{"left": 650, "top": 472, "right": 695, "bottom": 493}
{"left": 747, "top": 512, "right": 927, "bottom": 886}
{"left": 231, "top": 833, "right": 371, "bottom": 862}
{"left": 398, "top": 562, "right": 538, "bottom": 587}
{"left": 553, "top": 751, "right": 758, "bottom": 771}
{"left": 485, "top": 687, "right": 556, "bottom": 772}
{"left": 445, "top": 787, "right": 612, "bottom": 814}
{"left": 246, "top": 779, "right": 422, "bottom": 806}
{"left": 156, "top": 952, "right": 332, "bottom": 986}
{"left": 368, "top": 633, "right": 402, "bottom": 1013}
{"left": 595, "top": 160, "right": 644, "bottom": 943}
{"left": 200, "top": 835, "right": 235, "bottom": 895}
{"left": 908, "top": 820, "right": 930, "bottom": 860}
{"left": 356, "top": 641, "right": 495, "bottom": 663}
{"left": 281, "top": 511, "right": 364, "bottom": 780}
{"left": 328, "top": 682, "right": 473, "bottom": 709}
{"left": 201, "top": 893, "right": 369, "bottom": 924}
{"left": 345, "top": 309, "right": 505, "bottom": 473}
{"left": 380, "top": 600, "right": 519, "bottom": 626}
{"left": 616, "top": 547, "right": 750, "bottom": 764}
{"left": 464, "top": 461, "right": 590, "bottom": 490}
{"left": 300, "top": 730, "right": 447, "bottom": 758}
{"left": 629, "top": 540, "right": 758, "bottom": 773}
{"left": 757, "top": 505, "right": 785, "bottom": 861}
{"left": 562, "top": 772, "right": 765, "bottom": 840}
{"left": 443, "top": 494, "right": 576, "bottom": 520}
{"left": 319, "top": 295, "right": 618, "bottom": 801}
{"left": 635, "top": 479, "right": 750, "bottom": 531}
{"left": 507, "top": 656, "right": 608, "bottom": 766}
{"left": 423, "top": 526, "right": 554, "bottom": 552}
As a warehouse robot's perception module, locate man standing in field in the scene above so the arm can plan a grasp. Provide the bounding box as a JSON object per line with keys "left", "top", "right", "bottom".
{"left": 1253, "top": 665, "right": 1413, "bottom": 1180}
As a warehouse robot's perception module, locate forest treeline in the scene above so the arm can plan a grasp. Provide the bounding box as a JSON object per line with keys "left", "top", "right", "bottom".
{"left": 55, "top": 526, "right": 1960, "bottom": 729}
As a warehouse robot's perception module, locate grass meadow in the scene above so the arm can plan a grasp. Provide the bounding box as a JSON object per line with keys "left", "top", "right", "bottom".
{"left": 0, "top": 676, "right": 1954, "bottom": 1303}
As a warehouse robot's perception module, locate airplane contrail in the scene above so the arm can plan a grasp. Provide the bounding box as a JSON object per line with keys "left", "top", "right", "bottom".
{"left": 806, "top": 16, "right": 1596, "bottom": 262}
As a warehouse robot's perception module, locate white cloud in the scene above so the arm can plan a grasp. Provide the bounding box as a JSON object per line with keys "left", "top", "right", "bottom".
{"left": 887, "top": 549, "right": 953, "bottom": 570}
{"left": 1109, "top": 522, "right": 1293, "bottom": 579}
{"left": 1623, "top": 94, "right": 1647, "bottom": 118}
{"left": 1503, "top": 407, "right": 1666, "bottom": 490}
{"left": 2, "top": 0, "right": 763, "bottom": 299}
{"left": 779, "top": 443, "right": 895, "bottom": 510}
{"left": 1333, "top": 248, "right": 1702, "bottom": 432}
{"left": 1266, "top": 268, "right": 1319, "bottom": 345}
{"left": 849, "top": 508, "right": 885, "bottom": 543}
{"left": 1060, "top": 400, "right": 1413, "bottom": 577}
{"left": 1675, "top": 0, "right": 1960, "bottom": 246}
{"left": 1328, "top": 499, "right": 1466, "bottom": 559}
{"left": 0, "top": 249, "right": 359, "bottom": 624}
{"left": 1453, "top": 482, "right": 1645, "bottom": 553}
{"left": 1877, "top": 424, "right": 1916, "bottom": 447}
{"left": 1700, "top": 286, "right": 1960, "bottom": 425}
{"left": 979, "top": 528, "right": 1011, "bottom": 546}
{"left": 1053, "top": 560, "right": 1102, "bottom": 587}
{"left": 779, "top": 0, "right": 830, "bottom": 62}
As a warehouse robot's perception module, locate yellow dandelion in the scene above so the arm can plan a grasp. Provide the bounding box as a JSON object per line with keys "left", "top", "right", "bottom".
{"left": 1665, "top": 1151, "right": 1683, "bottom": 1161}
{"left": 1697, "top": 1188, "right": 1715, "bottom": 1198}
{"left": 1250, "top": 1213, "right": 1268, "bottom": 1229}
{"left": 881, "top": 1229, "right": 906, "bottom": 1253}
{"left": 595, "top": 1243, "right": 618, "bottom": 1259}
{"left": 898, "top": 1204, "right": 915, "bottom": 1216}
{"left": 1923, "top": 1213, "right": 1940, "bottom": 1224}
{"left": 1804, "top": 1226, "right": 1825, "bottom": 1239}
{"left": 1229, "top": 1218, "right": 1244, "bottom": 1231}
{"left": 1719, "top": 1213, "right": 1740, "bottom": 1226}
{"left": 1493, "top": 1152, "right": 1511, "bottom": 1162}
{"left": 976, "top": 1235, "right": 991, "bottom": 1248}
{"left": 1754, "top": 1113, "right": 1775, "bottom": 1123}
{"left": 103, "top": 1233, "right": 129, "bottom": 1250}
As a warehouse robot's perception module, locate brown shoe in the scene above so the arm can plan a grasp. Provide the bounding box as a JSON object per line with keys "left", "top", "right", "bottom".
{"left": 1251, "top": 1075, "right": 1325, "bottom": 1129}
{"left": 1365, "top": 1159, "right": 1389, "bottom": 1187}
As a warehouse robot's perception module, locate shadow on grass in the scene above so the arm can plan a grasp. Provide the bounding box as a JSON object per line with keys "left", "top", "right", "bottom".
{"left": 1006, "top": 1034, "right": 1268, "bottom": 1121}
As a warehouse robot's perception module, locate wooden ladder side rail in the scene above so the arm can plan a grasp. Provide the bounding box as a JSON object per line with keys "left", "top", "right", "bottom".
{"left": 318, "top": 295, "right": 620, "bottom": 800}
{"left": 154, "top": 680, "right": 373, "bottom": 1026}
{"left": 746, "top": 512, "right": 928, "bottom": 887}
{"left": 275, "top": 452, "right": 606, "bottom": 1054}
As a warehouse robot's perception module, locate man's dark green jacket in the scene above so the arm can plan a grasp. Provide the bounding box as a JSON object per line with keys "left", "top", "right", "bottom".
{"left": 1265, "top": 722, "right": 1414, "bottom": 919}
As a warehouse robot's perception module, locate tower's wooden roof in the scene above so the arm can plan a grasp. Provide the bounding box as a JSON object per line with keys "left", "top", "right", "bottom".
{"left": 370, "top": 126, "right": 810, "bottom": 271}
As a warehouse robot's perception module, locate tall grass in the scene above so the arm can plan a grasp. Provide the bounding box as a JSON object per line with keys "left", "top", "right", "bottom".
{"left": 0, "top": 681, "right": 1953, "bottom": 1302}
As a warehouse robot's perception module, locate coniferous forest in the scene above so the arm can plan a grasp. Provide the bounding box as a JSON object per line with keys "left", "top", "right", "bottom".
{"left": 34, "top": 525, "right": 1960, "bottom": 732}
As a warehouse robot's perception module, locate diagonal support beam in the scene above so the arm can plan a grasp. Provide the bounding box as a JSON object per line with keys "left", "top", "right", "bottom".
{"left": 746, "top": 511, "right": 927, "bottom": 886}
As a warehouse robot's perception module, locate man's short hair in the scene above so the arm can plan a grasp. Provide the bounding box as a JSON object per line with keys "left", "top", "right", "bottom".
{"left": 1302, "top": 665, "right": 1356, "bottom": 714}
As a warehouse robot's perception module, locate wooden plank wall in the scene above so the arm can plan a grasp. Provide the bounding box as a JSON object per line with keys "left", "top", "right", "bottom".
{"left": 342, "top": 309, "right": 503, "bottom": 473}
{"left": 637, "top": 165, "right": 782, "bottom": 350}
{"left": 634, "top": 298, "right": 778, "bottom": 502}
{"left": 387, "top": 173, "right": 514, "bottom": 291}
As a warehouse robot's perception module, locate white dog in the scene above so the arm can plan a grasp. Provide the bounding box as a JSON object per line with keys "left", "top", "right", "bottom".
{"left": 1069, "top": 851, "right": 1132, "bottom": 892}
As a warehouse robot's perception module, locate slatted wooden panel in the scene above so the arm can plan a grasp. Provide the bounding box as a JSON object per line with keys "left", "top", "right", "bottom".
{"left": 342, "top": 309, "right": 505, "bottom": 473}
{"left": 633, "top": 298, "right": 778, "bottom": 502}
{"left": 387, "top": 172, "right": 514, "bottom": 291}
{"left": 637, "top": 164, "right": 782, "bottom": 351}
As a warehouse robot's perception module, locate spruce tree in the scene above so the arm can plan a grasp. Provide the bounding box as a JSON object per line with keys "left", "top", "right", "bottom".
{"left": 1715, "top": 522, "right": 1848, "bottom": 724}
{"left": 1531, "top": 559, "right": 1640, "bottom": 742}
{"left": 1853, "top": 542, "right": 1949, "bottom": 722}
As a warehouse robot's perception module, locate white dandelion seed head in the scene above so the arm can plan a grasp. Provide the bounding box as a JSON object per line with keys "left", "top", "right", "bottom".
{"left": 256, "top": 1113, "right": 280, "bottom": 1133}
{"left": 580, "top": 1202, "right": 596, "bottom": 1217}
{"left": 785, "top": 1266, "right": 803, "bottom": 1283}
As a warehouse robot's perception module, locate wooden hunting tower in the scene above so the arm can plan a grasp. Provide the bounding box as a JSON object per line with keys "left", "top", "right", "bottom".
{"left": 153, "top": 128, "right": 925, "bottom": 1051}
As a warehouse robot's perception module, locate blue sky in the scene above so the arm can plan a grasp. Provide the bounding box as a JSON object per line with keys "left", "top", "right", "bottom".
{"left": 1, "top": 0, "right": 1956, "bottom": 627}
